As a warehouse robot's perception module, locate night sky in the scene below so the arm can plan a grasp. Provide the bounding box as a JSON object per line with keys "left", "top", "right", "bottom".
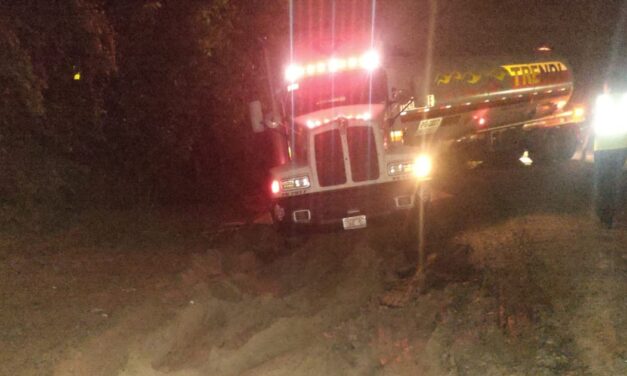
{"left": 292, "top": 0, "right": 626, "bottom": 98}
{"left": 381, "top": 0, "right": 626, "bottom": 96}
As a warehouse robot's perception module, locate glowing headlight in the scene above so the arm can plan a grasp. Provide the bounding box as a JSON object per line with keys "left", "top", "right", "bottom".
{"left": 593, "top": 93, "right": 627, "bottom": 136}
{"left": 280, "top": 176, "right": 311, "bottom": 191}
{"left": 387, "top": 161, "right": 415, "bottom": 176}
{"left": 413, "top": 155, "right": 433, "bottom": 179}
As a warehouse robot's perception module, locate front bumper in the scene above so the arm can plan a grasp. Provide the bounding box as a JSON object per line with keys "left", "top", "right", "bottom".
{"left": 272, "top": 180, "right": 428, "bottom": 227}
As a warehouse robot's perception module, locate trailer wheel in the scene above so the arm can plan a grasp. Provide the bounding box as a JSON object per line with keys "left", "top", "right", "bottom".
{"left": 555, "top": 127, "right": 579, "bottom": 161}
{"left": 529, "top": 129, "right": 556, "bottom": 163}
{"left": 530, "top": 127, "right": 579, "bottom": 163}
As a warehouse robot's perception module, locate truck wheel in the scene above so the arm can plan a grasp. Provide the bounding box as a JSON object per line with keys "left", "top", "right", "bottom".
{"left": 271, "top": 210, "right": 291, "bottom": 236}
{"left": 530, "top": 127, "right": 579, "bottom": 163}
{"left": 401, "top": 200, "right": 431, "bottom": 264}
{"left": 271, "top": 211, "right": 309, "bottom": 248}
{"left": 529, "top": 129, "right": 558, "bottom": 163}
{"left": 555, "top": 127, "right": 579, "bottom": 161}
{"left": 486, "top": 149, "right": 524, "bottom": 167}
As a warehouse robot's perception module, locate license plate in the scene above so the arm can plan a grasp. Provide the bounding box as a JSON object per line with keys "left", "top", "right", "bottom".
{"left": 416, "top": 117, "right": 442, "bottom": 135}
{"left": 342, "top": 215, "right": 367, "bottom": 230}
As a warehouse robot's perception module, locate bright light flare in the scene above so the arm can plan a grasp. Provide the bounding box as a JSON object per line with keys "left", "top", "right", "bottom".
{"left": 360, "top": 50, "right": 381, "bottom": 71}
{"left": 573, "top": 106, "right": 585, "bottom": 118}
{"left": 413, "top": 155, "right": 433, "bottom": 180}
{"left": 284, "top": 50, "right": 381, "bottom": 83}
{"left": 594, "top": 94, "right": 627, "bottom": 136}
{"left": 271, "top": 180, "right": 280, "bottom": 194}
{"left": 390, "top": 130, "right": 403, "bottom": 143}
{"left": 328, "top": 58, "right": 346, "bottom": 72}
{"left": 316, "top": 62, "right": 326, "bottom": 74}
{"left": 285, "top": 64, "right": 304, "bottom": 82}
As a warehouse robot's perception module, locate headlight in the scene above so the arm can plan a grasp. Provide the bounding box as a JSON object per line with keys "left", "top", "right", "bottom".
{"left": 387, "top": 161, "right": 415, "bottom": 176}
{"left": 280, "top": 176, "right": 311, "bottom": 191}
{"left": 593, "top": 93, "right": 627, "bottom": 136}
{"left": 413, "top": 154, "right": 433, "bottom": 179}
{"left": 388, "top": 155, "right": 433, "bottom": 179}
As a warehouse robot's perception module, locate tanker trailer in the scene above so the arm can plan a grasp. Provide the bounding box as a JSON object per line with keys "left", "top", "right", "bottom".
{"left": 387, "top": 56, "right": 586, "bottom": 165}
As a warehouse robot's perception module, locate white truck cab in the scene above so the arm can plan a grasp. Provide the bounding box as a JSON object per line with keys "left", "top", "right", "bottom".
{"left": 251, "top": 48, "right": 432, "bottom": 230}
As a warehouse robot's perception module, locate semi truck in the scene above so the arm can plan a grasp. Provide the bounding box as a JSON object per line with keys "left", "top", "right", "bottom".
{"left": 387, "top": 55, "right": 587, "bottom": 164}
{"left": 250, "top": 40, "right": 433, "bottom": 231}
{"left": 249, "top": 37, "right": 587, "bottom": 231}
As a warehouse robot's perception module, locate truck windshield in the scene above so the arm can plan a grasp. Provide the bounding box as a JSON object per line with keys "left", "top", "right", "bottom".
{"left": 287, "top": 69, "right": 387, "bottom": 118}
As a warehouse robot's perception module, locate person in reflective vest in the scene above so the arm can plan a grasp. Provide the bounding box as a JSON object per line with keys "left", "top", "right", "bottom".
{"left": 593, "top": 82, "right": 627, "bottom": 228}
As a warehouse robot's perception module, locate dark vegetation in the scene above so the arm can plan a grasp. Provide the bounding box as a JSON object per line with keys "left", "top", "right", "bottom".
{"left": 0, "top": 0, "right": 286, "bottom": 228}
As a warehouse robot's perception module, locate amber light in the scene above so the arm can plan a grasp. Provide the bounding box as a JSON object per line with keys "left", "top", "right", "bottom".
{"left": 390, "top": 130, "right": 403, "bottom": 143}
{"left": 574, "top": 106, "right": 585, "bottom": 118}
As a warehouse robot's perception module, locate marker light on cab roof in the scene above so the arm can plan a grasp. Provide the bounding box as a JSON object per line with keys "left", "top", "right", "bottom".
{"left": 284, "top": 49, "right": 381, "bottom": 82}
{"left": 304, "top": 112, "right": 372, "bottom": 129}
{"left": 360, "top": 50, "right": 381, "bottom": 71}
{"left": 285, "top": 64, "right": 304, "bottom": 82}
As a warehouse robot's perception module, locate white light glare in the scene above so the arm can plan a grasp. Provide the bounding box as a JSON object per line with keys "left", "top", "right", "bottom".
{"left": 285, "top": 64, "right": 304, "bottom": 82}
{"left": 573, "top": 106, "right": 585, "bottom": 118}
{"left": 594, "top": 93, "right": 627, "bottom": 136}
{"left": 328, "top": 58, "right": 346, "bottom": 72}
{"left": 414, "top": 155, "right": 433, "bottom": 179}
{"left": 360, "top": 50, "right": 381, "bottom": 71}
{"left": 271, "top": 180, "right": 280, "bottom": 194}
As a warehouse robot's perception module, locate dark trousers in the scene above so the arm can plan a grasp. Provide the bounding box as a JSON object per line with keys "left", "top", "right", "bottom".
{"left": 594, "top": 149, "right": 627, "bottom": 226}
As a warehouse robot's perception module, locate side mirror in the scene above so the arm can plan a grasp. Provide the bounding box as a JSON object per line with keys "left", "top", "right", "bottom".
{"left": 264, "top": 113, "right": 280, "bottom": 129}
{"left": 249, "top": 100, "right": 265, "bottom": 133}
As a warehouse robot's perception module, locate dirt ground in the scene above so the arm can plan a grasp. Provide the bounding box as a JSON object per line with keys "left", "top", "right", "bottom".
{"left": 1, "top": 159, "right": 626, "bottom": 376}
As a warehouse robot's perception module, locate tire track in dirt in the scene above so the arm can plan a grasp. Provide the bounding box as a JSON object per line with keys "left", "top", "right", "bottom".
{"left": 54, "top": 233, "right": 386, "bottom": 375}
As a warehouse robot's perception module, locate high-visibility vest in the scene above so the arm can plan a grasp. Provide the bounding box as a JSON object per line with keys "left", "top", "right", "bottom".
{"left": 594, "top": 133, "right": 627, "bottom": 152}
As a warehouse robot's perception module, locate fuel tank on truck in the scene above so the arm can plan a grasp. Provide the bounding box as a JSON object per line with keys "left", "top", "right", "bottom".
{"left": 389, "top": 55, "right": 575, "bottom": 144}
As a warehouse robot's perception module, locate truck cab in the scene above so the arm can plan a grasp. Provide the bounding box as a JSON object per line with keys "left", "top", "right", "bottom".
{"left": 252, "top": 48, "right": 432, "bottom": 230}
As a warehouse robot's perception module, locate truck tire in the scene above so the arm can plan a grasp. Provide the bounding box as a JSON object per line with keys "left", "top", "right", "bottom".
{"left": 400, "top": 198, "right": 431, "bottom": 264}
{"left": 555, "top": 126, "right": 579, "bottom": 161}
{"left": 529, "top": 127, "right": 579, "bottom": 163}
{"left": 484, "top": 129, "right": 526, "bottom": 167}
{"left": 270, "top": 211, "right": 310, "bottom": 249}
{"left": 528, "top": 129, "right": 558, "bottom": 163}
